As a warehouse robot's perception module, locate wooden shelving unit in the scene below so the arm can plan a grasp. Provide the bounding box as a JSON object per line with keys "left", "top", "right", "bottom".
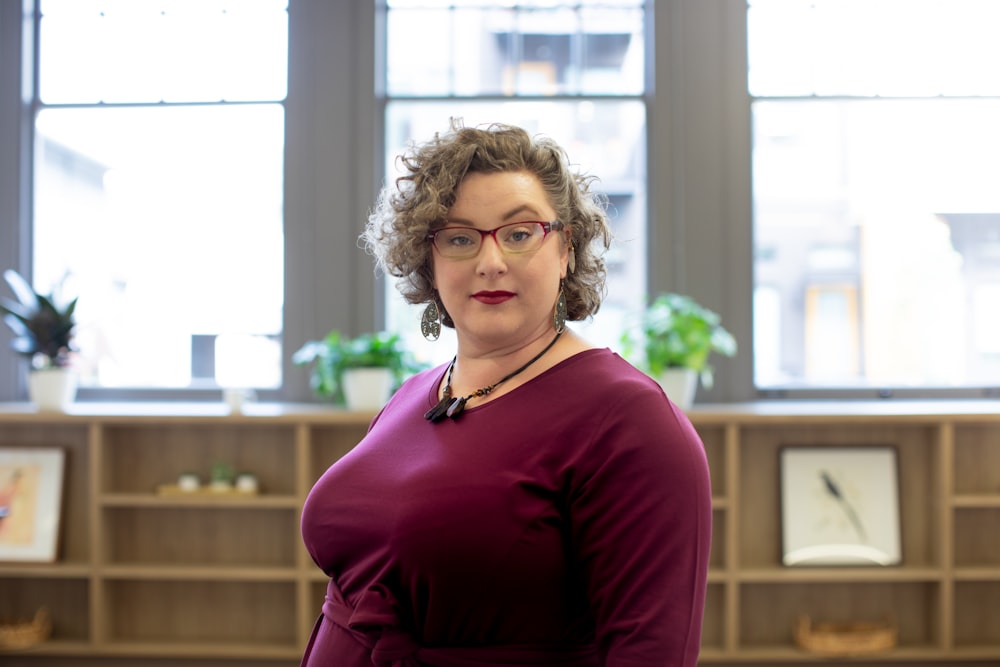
{"left": 690, "top": 401, "right": 1000, "bottom": 666}
{"left": 0, "top": 400, "right": 998, "bottom": 666}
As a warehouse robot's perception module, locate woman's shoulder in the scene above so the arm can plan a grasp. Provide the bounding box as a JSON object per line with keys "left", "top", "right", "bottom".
{"left": 545, "top": 348, "right": 694, "bottom": 428}
{"left": 552, "top": 347, "right": 661, "bottom": 391}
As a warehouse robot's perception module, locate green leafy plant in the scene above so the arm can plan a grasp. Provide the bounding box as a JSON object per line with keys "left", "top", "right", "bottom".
{"left": 622, "top": 292, "right": 737, "bottom": 388}
{"left": 0, "top": 269, "right": 78, "bottom": 369}
{"left": 292, "top": 330, "right": 422, "bottom": 403}
{"left": 210, "top": 461, "right": 235, "bottom": 485}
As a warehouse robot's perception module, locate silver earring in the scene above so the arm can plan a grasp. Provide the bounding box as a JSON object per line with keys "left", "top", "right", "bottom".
{"left": 553, "top": 284, "right": 567, "bottom": 334}
{"left": 421, "top": 301, "right": 441, "bottom": 341}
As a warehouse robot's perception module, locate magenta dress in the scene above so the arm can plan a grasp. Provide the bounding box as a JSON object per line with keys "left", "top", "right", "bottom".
{"left": 300, "top": 349, "right": 712, "bottom": 667}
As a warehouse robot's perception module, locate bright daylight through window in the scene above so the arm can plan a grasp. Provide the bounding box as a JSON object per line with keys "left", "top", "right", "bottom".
{"left": 33, "top": 0, "right": 287, "bottom": 391}
{"left": 382, "top": 0, "right": 648, "bottom": 367}
{"left": 750, "top": 0, "right": 1000, "bottom": 393}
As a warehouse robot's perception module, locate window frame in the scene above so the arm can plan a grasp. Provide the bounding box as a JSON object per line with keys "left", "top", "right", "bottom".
{"left": 8, "top": 2, "right": 983, "bottom": 405}
{"left": 0, "top": 1, "right": 382, "bottom": 403}
{"left": 746, "top": 2, "right": 1000, "bottom": 400}
{"left": 378, "top": 1, "right": 654, "bottom": 365}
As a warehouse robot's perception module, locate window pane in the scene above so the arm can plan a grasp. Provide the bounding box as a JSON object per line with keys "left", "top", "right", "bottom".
{"left": 33, "top": 105, "right": 285, "bottom": 389}
{"left": 749, "top": 0, "right": 1000, "bottom": 97}
{"left": 39, "top": 0, "right": 288, "bottom": 104}
{"left": 386, "top": 2, "right": 644, "bottom": 97}
{"left": 384, "top": 100, "right": 647, "bottom": 367}
{"left": 579, "top": 7, "right": 644, "bottom": 95}
{"left": 752, "top": 99, "right": 1000, "bottom": 389}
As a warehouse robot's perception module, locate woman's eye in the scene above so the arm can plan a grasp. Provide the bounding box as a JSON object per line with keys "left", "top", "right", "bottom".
{"left": 504, "top": 228, "right": 533, "bottom": 243}
{"left": 446, "top": 234, "right": 475, "bottom": 246}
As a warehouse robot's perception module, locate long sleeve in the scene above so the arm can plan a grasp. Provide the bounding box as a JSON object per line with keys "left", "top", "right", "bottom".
{"left": 569, "top": 381, "right": 712, "bottom": 666}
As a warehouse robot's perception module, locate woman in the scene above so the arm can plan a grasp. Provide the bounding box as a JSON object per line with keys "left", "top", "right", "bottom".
{"left": 300, "top": 121, "right": 712, "bottom": 666}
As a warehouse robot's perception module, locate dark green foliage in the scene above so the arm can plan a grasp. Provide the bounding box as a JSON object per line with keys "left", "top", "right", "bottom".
{"left": 0, "top": 269, "right": 77, "bottom": 369}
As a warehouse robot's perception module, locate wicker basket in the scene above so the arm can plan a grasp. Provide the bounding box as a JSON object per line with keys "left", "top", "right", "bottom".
{"left": 795, "top": 614, "right": 897, "bottom": 656}
{"left": 0, "top": 608, "right": 52, "bottom": 650}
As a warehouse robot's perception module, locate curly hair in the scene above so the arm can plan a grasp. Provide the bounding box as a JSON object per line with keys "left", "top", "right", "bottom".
{"left": 362, "top": 120, "right": 613, "bottom": 326}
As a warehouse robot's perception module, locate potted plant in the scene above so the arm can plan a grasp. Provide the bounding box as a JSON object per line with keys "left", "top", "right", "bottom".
{"left": 292, "top": 330, "right": 421, "bottom": 410}
{"left": 0, "top": 269, "right": 79, "bottom": 410}
{"left": 622, "top": 292, "right": 737, "bottom": 409}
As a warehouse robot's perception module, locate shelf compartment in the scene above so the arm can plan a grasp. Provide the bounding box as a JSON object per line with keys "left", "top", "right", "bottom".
{"left": 700, "top": 582, "right": 726, "bottom": 653}
{"left": 737, "top": 424, "right": 940, "bottom": 569}
{"left": 738, "top": 582, "right": 941, "bottom": 651}
{"left": 693, "top": 423, "right": 727, "bottom": 498}
{"left": 102, "top": 579, "right": 297, "bottom": 645}
{"left": 100, "top": 424, "right": 297, "bottom": 495}
{"left": 0, "top": 424, "right": 92, "bottom": 562}
{"left": 710, "top": 508, "right": 726, "bottom": 569}
{"left": 954, "top": 581, "right": 1000, "bottom": 649}
{"left": 309, "top": 580, "right": 328, "bottom": 620}
{"left": 102, "top": 506, "right": 298, "bottom": 567}
{"left": 953, "top": 425, "right": 1000, "bottom": 495}
{"left": 0, "top": 576, "right": 90, "bottom": 643}
{"left": 953, "top": 508, "right": 1000, "bottom": 568}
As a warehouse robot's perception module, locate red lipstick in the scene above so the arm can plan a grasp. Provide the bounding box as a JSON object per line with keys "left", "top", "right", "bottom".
{"left": 473, "top": 290, "right": 514, "bottom": 305}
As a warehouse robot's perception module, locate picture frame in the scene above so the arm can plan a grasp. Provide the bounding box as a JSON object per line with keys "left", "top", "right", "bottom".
{"left": 780, "top": 445, "right": 901, "bottom": 567}
{"left": 0, "top": 447, "right": 66, "bottom": 563}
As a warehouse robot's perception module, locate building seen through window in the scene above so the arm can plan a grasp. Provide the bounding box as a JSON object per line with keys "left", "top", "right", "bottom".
{"left": 750, "top": 0, "right": 1000, "bottom": 392}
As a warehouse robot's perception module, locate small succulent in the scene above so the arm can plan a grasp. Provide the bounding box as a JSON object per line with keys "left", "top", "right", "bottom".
{"left": 0, "top": 269, "right": 78, "bottom": 369}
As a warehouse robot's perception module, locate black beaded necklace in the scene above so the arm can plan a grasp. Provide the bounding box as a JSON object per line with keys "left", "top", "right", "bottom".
{"left": 424, "top": 332, "right": 563, "bottom": 422}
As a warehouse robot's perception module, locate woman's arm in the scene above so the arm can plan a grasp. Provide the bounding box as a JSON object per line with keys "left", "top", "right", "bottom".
{"left": 569, "top": 387, "right": 712, "bottom": 667}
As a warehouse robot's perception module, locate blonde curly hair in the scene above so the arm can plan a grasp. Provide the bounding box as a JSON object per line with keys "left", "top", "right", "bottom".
{"left": 362, "top": 120, "right": 612, "bottom": 326}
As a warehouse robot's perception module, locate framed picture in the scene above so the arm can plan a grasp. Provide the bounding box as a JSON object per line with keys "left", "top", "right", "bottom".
{"left": 0, "top": 447, "right": 66, "bottom": 562}
{"left": 780, "top": 446, "right": 901, "bottom": 567}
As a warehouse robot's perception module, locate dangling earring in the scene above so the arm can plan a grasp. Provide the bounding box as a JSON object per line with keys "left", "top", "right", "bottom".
{"left": 421, "top": 301, "right": 442, "bottom": 341}
{"left": 553, "top": 281, "right": 567, "bottom": 334}
{"left": 568, "top": 245, "right": 576, "bottom": 274}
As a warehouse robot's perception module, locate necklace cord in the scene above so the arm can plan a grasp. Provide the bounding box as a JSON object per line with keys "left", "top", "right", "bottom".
{"left": 424, "top": 331, "right": 563, "bottom": 422}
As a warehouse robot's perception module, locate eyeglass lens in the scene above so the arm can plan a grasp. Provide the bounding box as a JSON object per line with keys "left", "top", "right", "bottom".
{"left": 433, "top": 221, "right": 550, "bottom": 258}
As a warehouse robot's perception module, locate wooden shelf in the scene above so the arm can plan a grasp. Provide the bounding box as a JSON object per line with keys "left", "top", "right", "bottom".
{"left": 100, "top": 564, "right": 301, "bottom": 580}
{"left": 736, "top": 566, "right": 943, "bottom": 583}
{"left": 1, "top": 400, "right": 998, "bottom": 666}
{"left": 99, "top": 492, "right": 300, "bottom": 508}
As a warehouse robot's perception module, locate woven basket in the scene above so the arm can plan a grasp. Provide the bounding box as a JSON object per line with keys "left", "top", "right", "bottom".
{"left": 0, "top": 608, "right": 52, "bottom": 650}
{"left": 795, "top": 614, "right": 897, "bottom": 656}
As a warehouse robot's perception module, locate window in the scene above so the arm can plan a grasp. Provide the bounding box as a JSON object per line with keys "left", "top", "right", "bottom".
{"left": 381, "top": 0, "right": 649, "bottom": 366}
{"left": 32, "top": 0, "right": 288, "bottom": 391}
{"left": 750, "top": 0, "right": 1000, "bottom": 392}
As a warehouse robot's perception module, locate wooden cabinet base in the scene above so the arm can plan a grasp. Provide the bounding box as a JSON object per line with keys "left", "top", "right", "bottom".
{"left": 0, "top": 401, "right": 999, "bottom": 664}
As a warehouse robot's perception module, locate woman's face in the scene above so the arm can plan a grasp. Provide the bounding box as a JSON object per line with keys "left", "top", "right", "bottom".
{"left": 431, "top": 170, "right": 568, "bottom": 353}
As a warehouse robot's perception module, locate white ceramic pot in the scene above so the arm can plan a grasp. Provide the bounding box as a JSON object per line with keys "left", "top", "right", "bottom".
{"left": 341, "top": 367, "right": 394, "bottom": 411}
{"left": 657, "top": 367, "right": 698, "bottom": 410}
{"left": 28, "top": 368, "right": 78, "bottom": 411}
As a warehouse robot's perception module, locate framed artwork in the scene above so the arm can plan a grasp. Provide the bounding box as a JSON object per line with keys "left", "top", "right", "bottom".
{"left": 0, "top": 447, "right": 66, "bottom": 562}
{"left": 780, "top": 446, "right": 901, "bottom": 567}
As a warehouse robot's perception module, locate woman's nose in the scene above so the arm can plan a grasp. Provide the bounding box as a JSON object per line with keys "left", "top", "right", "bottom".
{"left": 476, "top": 234, "right": 508, "bottom": 274}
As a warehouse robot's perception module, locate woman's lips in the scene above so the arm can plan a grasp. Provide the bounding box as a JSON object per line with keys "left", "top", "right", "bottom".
{"left": 473, "top": 291, "right": 514, "bottom": 305}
